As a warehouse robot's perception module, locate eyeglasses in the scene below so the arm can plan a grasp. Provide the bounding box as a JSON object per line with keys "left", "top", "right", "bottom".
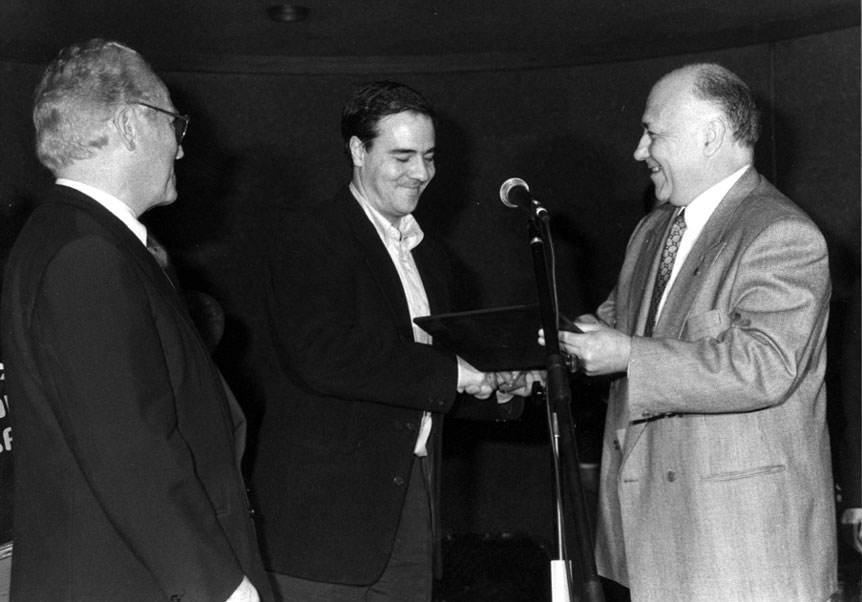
{"left": 134, "top": 101, "right": 190, "bottom": 145}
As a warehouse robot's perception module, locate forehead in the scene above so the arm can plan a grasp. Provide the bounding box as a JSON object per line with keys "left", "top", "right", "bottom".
{"left": 372, "top": 111, "right": 435, "bottom": 148}
{"left": 642, "top": 72, "right": 707, "bottom": 131}
{"left": 643, "top": 75, "right": 682, "bottom": 123}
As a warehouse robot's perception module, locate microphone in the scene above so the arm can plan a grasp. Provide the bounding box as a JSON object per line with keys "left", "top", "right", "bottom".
{"left": 499, "top": 177, "right": 547, "bottom": 218}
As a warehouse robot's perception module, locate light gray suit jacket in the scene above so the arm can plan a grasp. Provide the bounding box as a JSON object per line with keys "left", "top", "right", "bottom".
{"left": 593, "top": 167, "right": 836, "bottom": 602}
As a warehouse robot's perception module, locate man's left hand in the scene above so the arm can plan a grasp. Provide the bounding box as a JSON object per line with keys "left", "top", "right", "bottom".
{"left": 539, "top": 321, "right": 631, "bottom": 376}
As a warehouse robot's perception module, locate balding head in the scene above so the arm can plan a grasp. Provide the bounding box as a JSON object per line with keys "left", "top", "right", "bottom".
{"left": 672, "top": 63, "right": 761, "bottom": 149}
{"left": 633, "top": 63, "right": 757, "bottom": 206}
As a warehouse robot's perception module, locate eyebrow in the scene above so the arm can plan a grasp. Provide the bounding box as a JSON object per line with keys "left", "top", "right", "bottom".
{"left": 390, "top": 147, "right": 435, "bottom": 155}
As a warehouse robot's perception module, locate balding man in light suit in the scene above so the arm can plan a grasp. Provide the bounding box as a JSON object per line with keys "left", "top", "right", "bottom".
{"left": 547, "top": 63, "right": 836, "bottom": 601}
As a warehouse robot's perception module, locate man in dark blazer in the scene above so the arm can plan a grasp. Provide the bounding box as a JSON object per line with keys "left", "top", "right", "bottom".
{"left": 549, "top": 63, "right": 836, "bottom": 601}
{"left": 1, "top": 39, "right": 272, "bottom": 602}
{"left": 251, "top": 81, "right": 530, "bottom": 602}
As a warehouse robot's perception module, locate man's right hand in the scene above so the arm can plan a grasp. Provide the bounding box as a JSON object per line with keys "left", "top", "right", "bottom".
{"left": 456, "top": 356, "right": 496, "bottom": 399}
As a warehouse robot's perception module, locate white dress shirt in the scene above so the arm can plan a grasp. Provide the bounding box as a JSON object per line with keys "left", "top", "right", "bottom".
{"left": 653, "top": 164, "right": 751, "bottom": 321}
{"left": 350, "top": 183, "right": 436, "bottom": 456}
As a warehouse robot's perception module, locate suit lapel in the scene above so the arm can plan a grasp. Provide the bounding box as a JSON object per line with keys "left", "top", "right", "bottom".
{"left": 655, "top": 168, "right": 759, "bottom": 337}
{"left": 627, "top": 205, "right": 674, "bottom": 335}
{"left": 338, "top": 189, "right": 416, "bottom": 341}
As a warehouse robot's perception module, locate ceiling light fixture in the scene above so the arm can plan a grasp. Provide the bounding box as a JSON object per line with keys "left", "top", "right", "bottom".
{"left": 266, "top": 4, "right": 309, "bottom": 23}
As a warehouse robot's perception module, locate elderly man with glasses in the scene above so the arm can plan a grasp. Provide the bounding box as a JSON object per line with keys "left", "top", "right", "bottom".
{"left": 1, "top": 39, "right": 272, "bottom": 602}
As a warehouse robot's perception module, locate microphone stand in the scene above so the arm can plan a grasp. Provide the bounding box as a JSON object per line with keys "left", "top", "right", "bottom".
{"left": 526, "top": 213, "right": 604, "bottom": 602}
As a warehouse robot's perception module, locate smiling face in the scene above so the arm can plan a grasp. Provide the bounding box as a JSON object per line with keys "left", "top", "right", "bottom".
{"left": 633, "top": 69, "right": 714, "bottom": 207}
{"left": 350, "top": 111, "right": 435, "bottom": 224}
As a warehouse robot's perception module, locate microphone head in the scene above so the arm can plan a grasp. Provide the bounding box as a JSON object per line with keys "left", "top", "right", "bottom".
{"left": 500, "top": 177, "right": 529, "bottom": 208}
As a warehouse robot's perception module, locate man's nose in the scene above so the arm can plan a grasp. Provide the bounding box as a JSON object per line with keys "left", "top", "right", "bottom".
{"left": 633, "top": 132, "right": 649, "bottom": 161}
{"left": 410, "top": 158, "right": 431, "bottom": 181}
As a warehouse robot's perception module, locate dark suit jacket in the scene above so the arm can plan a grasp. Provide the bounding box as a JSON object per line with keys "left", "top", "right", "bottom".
{"left": 1, "top": 185, "right": 272, "bottom": 602}
{"left": 251, "top": 186, "right": 474, "bottom": 585}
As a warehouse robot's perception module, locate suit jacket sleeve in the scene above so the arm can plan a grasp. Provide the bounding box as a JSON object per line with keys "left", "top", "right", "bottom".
{"left": 625, "top": 214, "right": 830, "bottom": 417}
{"left": 35, "top": 236, "right": 244, "bottom": 602}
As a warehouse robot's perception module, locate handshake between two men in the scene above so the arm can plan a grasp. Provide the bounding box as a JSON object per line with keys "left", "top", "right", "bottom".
{"left": 457, "top": 361, "right": 547, "bottom": 400}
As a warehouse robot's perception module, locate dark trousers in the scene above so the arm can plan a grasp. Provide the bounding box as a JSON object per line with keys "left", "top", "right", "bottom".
{"left": 270, "top": 456, "right": 433, "bottom": 602}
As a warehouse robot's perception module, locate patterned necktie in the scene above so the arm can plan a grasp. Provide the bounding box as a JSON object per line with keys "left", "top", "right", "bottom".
{"left": 644, "top": 209, "right": 686, "bottom": 336}
{"left": 146, "top": 233, "right": 180, "bottom": 289}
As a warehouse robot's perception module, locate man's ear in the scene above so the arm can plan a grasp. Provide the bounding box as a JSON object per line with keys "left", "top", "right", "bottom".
{"left": 113, "top": 105, "right": 138, "bottom": 151}
{"left": 704, "top": 117, "right": 727, "bottom": 158}
{"left": 348, "top": 136, "right": 365, "bottom": 167}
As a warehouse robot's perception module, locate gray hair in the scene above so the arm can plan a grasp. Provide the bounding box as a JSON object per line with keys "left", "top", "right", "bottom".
{"left": 688, "top": 62, "right": 761, "bottom": 148}
{"left": 33, "top": 39, "right": 161, "bottom": 173}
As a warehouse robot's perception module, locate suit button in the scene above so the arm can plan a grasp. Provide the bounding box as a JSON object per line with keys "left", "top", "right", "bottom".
{"left": 613, "top": 439, "right": 621, "bottom": 450}
{"left": 666, "top": 471, "right": 676, "bottom": 482}
{"left": 641, "top": 411, "right": 652, "bottom": 418}
{"left": 406, "top": 422, "right": 416, "bottom": 432}
{"left": 393, "top": 476, "right": 405, "bottom": 486}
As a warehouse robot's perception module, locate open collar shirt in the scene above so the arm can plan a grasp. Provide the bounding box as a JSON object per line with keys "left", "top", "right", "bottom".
{"left": 350, "top": 182, "right": 434, "bottom": 456}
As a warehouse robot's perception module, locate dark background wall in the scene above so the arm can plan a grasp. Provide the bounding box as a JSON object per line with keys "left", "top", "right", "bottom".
{"left": 0, "top": 26, "right": 858, "bottom": 549}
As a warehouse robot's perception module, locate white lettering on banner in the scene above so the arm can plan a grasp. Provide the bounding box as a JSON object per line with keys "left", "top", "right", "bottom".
{"left": 0, "top": 362, "right": 5, "bottom": 419}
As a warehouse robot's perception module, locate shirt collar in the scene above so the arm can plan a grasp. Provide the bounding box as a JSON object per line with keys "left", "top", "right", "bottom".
{"left": 349, "top": 182, "right": 424, "bottom": 251}
{"left": 680, "top": 164, "right": 751, "bottom": 234}
{"left": 55, "top": 178, "right": 148, "bottom": 246}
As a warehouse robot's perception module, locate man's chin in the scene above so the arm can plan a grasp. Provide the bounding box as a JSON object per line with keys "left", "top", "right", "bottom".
{"left": 656, "top": 192, "right": 686, "bottom": 207}
{"left": 397, "top": 194, "right": 421, "bottom": 214}
{"left": 150, "top": 194, "right": 178, "bottom": 211}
